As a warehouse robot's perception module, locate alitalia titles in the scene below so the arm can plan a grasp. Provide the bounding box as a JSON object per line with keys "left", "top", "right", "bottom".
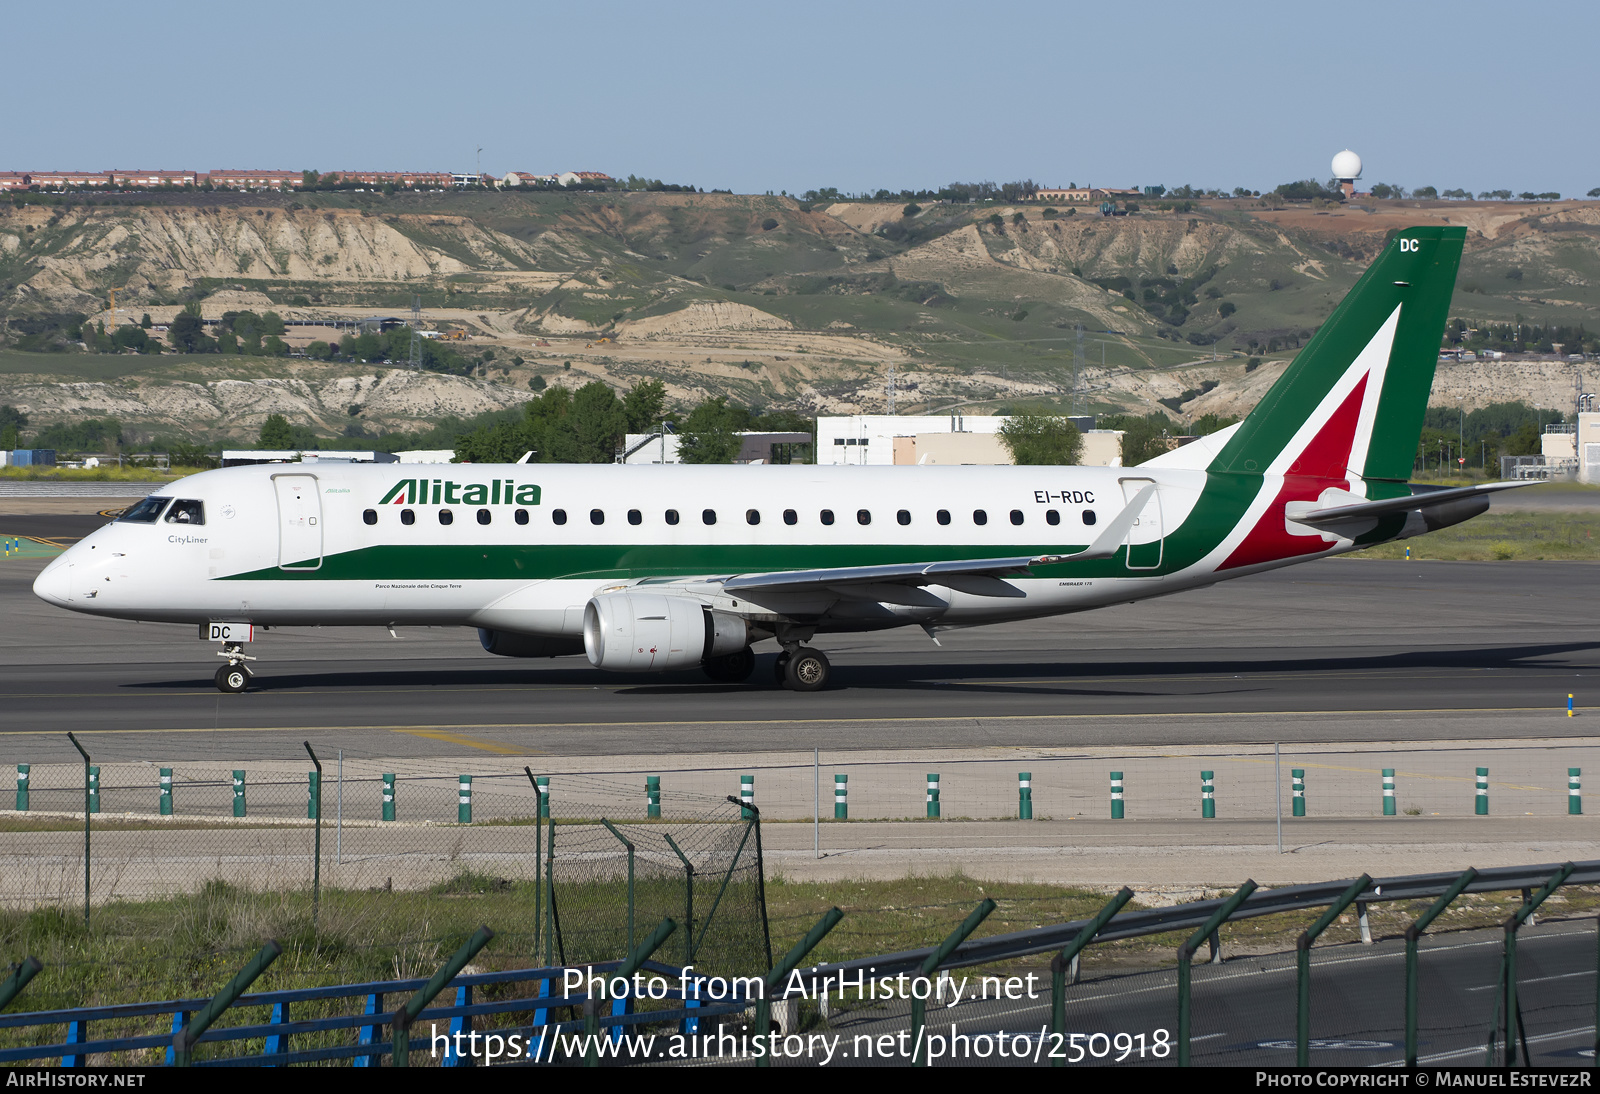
{"left": 380, "top": 479, "right": 542, "bottom": 506}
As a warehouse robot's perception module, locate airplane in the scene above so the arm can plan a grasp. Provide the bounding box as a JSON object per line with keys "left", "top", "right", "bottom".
{"left": 33, "top": 225, "right": 1524, "bottom": 694}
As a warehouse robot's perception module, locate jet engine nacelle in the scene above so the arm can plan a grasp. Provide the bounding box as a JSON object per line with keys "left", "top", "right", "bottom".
{"left": 582, "top": 592, "right": 749, "bottom": 672}
{"left": 478, "top": 629, "right": 586, "bottom": 658}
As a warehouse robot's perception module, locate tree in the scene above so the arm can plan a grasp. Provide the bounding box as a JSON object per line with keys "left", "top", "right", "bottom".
{"left": 679, "top": 397, "right": 747, "bottom": 463}
{"left": 1099, "top": 412, "right": 1172, "bottom": 465}
{"left": 1590, "top": 188, "right": 1600, "bottom": 198}
{"left": 761, "top": 217, "right": 779, "bottom": 231}
{"left": 167, "top": 311, "right": 212, "bottom": 353}
{"left": 140, "top": 313, "right": 152, "bottom": 329}
{"left": 1413, "top": 186, "right": 1438, "bottom": 199}
{"left": 622, "top": 378, "right": 667, "bottom": 433}
{"left": 259, "top": 414, "right": 293, "bottom": 449}
{"left": 565, "top": 381, "right": 628, "bottom": 463}
{"left": 902, "top": 203, "right": 921, "bottom": 218}
{"left": 997, "top": 412, "right": 1082, "bottom": 465}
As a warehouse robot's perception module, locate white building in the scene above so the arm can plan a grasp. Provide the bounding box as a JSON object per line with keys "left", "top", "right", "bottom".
{"left": 817, "top": 414, "right": 1123, "bottom": 466}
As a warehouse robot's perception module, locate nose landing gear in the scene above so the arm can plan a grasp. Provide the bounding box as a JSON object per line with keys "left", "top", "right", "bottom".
{"left": 215, "top": 644, "right": 255, "bottom": 693}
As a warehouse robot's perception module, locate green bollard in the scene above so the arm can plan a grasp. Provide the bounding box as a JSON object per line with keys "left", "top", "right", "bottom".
{"left": 1201, "top": 771, "right": 1215, "bottom": 819}
{"left": 833, "top": 774, "right": 847, "bottom": 820}
{"left": 1570, "top": 768, "right": 1582, "bottom": 816}
{"left": 232, "top": 770, "right": 245, "bottom": 818}
{"left": 740, "top": 774, "right": 754, "bottom": 820}
{"left": 1019, "top": 772, "right": 1032, "bottom": 820}
{"left": 1292, "top": 769, "right": 1305, "bottom": 817}
{"left": 457, "top": 775, "right": 471, "bottom": 823}
{"left": 1383, "top": 769, "right": 1396, "bottom": 816}
{"left": 1476, "top": 767, "right": 1489, "bottom": 816}
{"left": 536, "top": 775, "right": 549, "bottom": 818}
{"left": 926, "top": 773, "right": 940, "bottom": 819}
{"left": 15, "top": 764, "right": 28, "bottom": 812}
{"left": 159, "top": 768, "right": 173, "bottom": 816}
{"left": 1111, "top": 771, "right": 1124, "bottom": 819}
{"left": 307, "top": 771, "right": 320, "bottom": 820}
{"left": 646, "top": 775, "right": 660, "bottom": 819}
{"left": 381, "top": 773, "right": 395, "bottom": 822}
{"left": 88, "top": 766, "right": 100, "bottom": 815}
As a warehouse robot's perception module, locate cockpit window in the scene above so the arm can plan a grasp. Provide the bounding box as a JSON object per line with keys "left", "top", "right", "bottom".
{"left": 163, "top": 499, "right": 205, "bottom": 525}
{"left": 118, "top": 497, "right": 172, "bottom": 523}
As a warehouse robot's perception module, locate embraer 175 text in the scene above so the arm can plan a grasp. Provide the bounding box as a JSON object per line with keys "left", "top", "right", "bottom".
{"left": 34, "top": 226, "right": 1523, "bottom": 693}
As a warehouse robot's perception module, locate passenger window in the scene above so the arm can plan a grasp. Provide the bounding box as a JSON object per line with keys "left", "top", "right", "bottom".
{"left": 552, "top": 509, "right": 568, "bottom": 525}
{"left": 401, "top": 508, "right": 415, "bottom": 526}
{"left": 936, "top": 509, "right": 951, "bottom": 526}
{"left": 856, "top": 509, "right": 871, "bottom": 526}
{"left": 665, "top": 509, "right": 680, "bottom": 526}
{"left": 628, "top": 509, "right": 642, "bottom": 526}
{"left": 590, "top": 509, "right": 605, "bottom": 525}
{"left": 164, "top": 499, "right": 205, "bottom": 525}
{"left": 820, "top": 509, "right": 835, "bottom": 526}
{"left": 362, "top": 509, "right": 378, "bottom": 526}
{"left": 746, "top": 509, "right": 760, "bottom": 526}
{"left": 896, "top": 510, "right": 911, "bottom": 526}
{"left": 117, "top": 496, "right": 171, "bottom": 523}
{"left": 514, "top": 509, "right": 529, "bottom": 525}
{"left": 973, "top": 510, "right": 988, "bottom": 526}
{"left": 702, "top": 509, "right": 717, "bottom": 526}
{"left": 1010, "top": 510, "right": 1024, "bottom": 526}
{"left": 783, "top": 509, "right": 797, "bottom": 526}
{"left": 439, "top": 509, "right": 454, "bottom": 525}
{"left": 1046, "top": 509, "right": 1060, "bottom": 526}
{"left": 1083, "top": 510, "right": 1097, "bottom": 526}
{"left": 477, "top": 509, "right": 491, "bottom": 525}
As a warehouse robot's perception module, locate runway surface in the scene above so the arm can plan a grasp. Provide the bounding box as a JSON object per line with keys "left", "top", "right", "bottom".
{"left": 1, "top": 555, "right": 1595, "bottom": 762}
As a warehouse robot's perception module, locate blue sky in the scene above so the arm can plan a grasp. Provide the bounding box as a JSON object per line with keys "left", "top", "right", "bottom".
{"left": 8, "top": 0, "right": 1596, "bottom": 198}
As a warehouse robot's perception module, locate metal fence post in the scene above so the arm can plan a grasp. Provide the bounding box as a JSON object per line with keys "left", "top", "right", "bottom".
{"left": 1406, "top": 867, "right": 1476, "bottom": 1066}
{"left": 306, "top": 771, "right": 320, "bottom": 819}
{"left": 457, "top": 775, "right": 472, "bottom": 823}
{"left": 304, "top": 743, "right": 322, "bottom": 932}
{"left": 67, "top": 733, "right": 91, "bottom": 928}
{"left": 1292, "top": 769, "right": 1306, "bottom": 817}
{"left": 926, "top": 773, "right": 940, "bottom": 818}
{"left": 232, "top": 770, "right": 246, "bottom": 818}
{"left": 172, "top": 940, "right": 282, "bottom": 1066}
{"left": 391, "top": 926, "right": 494, "bottom": 1067}
{"left": 0, "top": 957, "right": 43, "bottom": 1012}
{"left": 1495, "top": 862, "right": 1574, "bottom": 1067}
{"left": 1570, "top": 768, "right": 1582, "bottom": 815}
{"left": 1476, "top": 767, "right": 1489, "bottom": 815}
{"left": 1177, "top": 881, "right": 1257, "bottom": 1067}
{"left": 1111, "top": 770, "right": 1124, "bottom": 819}
{"left": 588, "top": 919, "right": 677, "bottom": 1067}
{"left": 647, "top": 775, "right": 660, "bottom": 819}
{"left": 1201, "top": 770, "right": 1215, "bottom": 819}
{"left": 524, "top": 768, "right": 543, "bottom": 962}
{"left": 1051, "top": 888, "right": 1134, "bottom": 1067}
{"left": 382, "top": 773, "right": 395, "bottom": 821}
{"left": 158, "top": 767, "right": 172, "bottom": 816}
{"left": 537, "top": 776, "right": 549, "bottom": 818}
{"left": 912, "top": 900, "right": 997, "bottom": 1066}
{"left": 1383, "top": 769, "right": 1396, "bottom": 816}
{"left": 1019, "top": 771, "right": 1033, "bottom": 820}
{"left": 741, "top": 774, "right": 754, "bottom": 819}
{"left": 834, "top": 774, "right": 847, "bottom": 819}
{"left": 1296, "top": 874, "right": 1371, "bottom": 1066}
{"left": 663, "top": 833, "right": 695, "bottom": 966}
{"left": 600, "top": 818, "right": 636, "bottom": 954}
{"left": 15, "top": 764, "right": 28, "bottom": 811}
{"left": 755, "top": 908, "right": 843, "bottom": 1069}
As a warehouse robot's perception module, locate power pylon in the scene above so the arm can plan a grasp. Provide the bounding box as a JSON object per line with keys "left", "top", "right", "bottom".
{"left": 408, "top": 295, "right": 423, "bottom": 369}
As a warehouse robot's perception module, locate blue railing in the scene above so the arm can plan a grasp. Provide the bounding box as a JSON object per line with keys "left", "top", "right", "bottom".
{"left": 0, "top": 958, "right": 753, "bottom": 1067}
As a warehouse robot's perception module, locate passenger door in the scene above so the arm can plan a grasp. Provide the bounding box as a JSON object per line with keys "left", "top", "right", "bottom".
{"left": 273, "top": 474, "right": 322, "bottom": 571}
{"left": 1119, "top": 477, "right": 1163, "bottom": 570}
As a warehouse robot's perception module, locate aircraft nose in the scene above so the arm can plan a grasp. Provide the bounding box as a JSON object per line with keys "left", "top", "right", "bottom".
{"left": 32, "top": 554, "right": 73, "bottom": 606}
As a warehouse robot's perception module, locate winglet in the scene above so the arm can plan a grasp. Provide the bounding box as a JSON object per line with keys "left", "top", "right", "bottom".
{"left": 1053, "top": 483, "right": 1154, "bottom": 562}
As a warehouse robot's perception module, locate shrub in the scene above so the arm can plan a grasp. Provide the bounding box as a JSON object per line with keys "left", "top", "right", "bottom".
{"left": 761, "top": 218, "right": 778, "bottom": 231}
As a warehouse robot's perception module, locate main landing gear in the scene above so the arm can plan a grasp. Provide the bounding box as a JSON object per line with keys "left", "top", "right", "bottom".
{"left": 775, "top": 646, "right": 830, "bottom": 692}
{"left": 702, "top": 646, "right": 756, "bottom": 683}
{"left": 214, "top": 644, "right": 255, "bottom": 693}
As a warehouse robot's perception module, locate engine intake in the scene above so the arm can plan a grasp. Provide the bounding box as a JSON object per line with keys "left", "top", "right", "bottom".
{"left": 583, "top": 592, "right": 748, "bottom": 672}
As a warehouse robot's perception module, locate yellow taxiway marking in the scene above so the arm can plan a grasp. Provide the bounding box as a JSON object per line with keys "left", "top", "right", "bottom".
{"left": 0, "top": 705, "right": 1567, "bottom": 738}
{"left": 392, "top": 728, "right": 535, "bottom": 756}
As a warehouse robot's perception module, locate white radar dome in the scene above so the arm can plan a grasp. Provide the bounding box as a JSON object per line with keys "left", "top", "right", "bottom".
{"left": 1331, "top": 149, "right": 1362, "bottom": 180}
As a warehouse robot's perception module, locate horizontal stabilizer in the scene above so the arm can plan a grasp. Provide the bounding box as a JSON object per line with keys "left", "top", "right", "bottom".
{"left": 1287, "top": 481, "right": 1531, "bottom": 528}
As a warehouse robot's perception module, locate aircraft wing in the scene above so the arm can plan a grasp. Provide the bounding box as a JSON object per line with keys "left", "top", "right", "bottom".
{"left": 1288, "top": 480, "right": 1531, "bottom": 529}
{"left": 720, "top": 484, "right": 1155, "bottom": 598}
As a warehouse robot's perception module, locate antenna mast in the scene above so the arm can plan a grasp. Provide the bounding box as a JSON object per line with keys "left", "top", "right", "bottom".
{"left": 408, "top": 295, "right": 423, "bottom": 369}
{"left": 1073, "top": 323, "right": 1085, "bottom": 416}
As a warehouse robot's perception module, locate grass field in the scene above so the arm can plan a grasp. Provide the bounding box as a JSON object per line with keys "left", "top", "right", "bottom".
{"left": 1352, "top": 512, "right": 1600, "bottom": 561}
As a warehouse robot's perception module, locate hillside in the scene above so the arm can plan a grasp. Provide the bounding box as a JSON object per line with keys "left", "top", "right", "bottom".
{"left": 1, "top": 188, "right": 1595, "bottom": 442}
